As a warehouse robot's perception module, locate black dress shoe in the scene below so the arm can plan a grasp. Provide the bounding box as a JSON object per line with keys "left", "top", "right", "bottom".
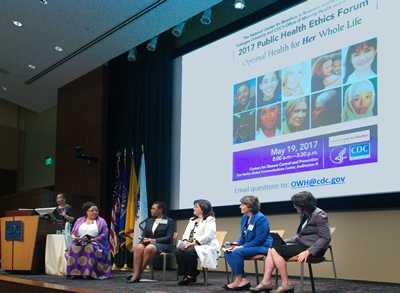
{"left": 223, "top": 282, "right": 251, "bottom": 291}
{"left": 178, "top": 275, "right": 197, "bottom": 286}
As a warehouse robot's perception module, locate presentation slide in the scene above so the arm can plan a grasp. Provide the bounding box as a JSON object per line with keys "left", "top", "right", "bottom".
{"left": 173, "top": 0, "right": 398, "bottom": 209}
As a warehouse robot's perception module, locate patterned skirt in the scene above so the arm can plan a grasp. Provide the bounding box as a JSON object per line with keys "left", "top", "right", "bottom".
{"left": 65, "top": 241, "right": 112, "bottom": 279}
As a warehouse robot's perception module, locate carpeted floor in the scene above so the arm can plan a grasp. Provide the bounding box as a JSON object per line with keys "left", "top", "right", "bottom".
{"left": 1, "top": 270, "right": 400, "bottom": 293}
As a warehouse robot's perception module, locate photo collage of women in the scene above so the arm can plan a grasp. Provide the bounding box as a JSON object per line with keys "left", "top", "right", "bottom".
{"left": 233, "top": 37, "right": 377, "bottom": 145}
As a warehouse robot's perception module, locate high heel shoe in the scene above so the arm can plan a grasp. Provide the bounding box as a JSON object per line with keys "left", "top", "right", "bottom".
{"left": 270, "top": 284, "right": 294, "bottom": 293}
{"left": 178, "top": 275, "right": 197, "bottom": 286}
{"left": 249, "top": 282, "right": 273, "bottom": 292}
{"left": 125, "top": 274, "right": 133, "bottom": 280}
{"left": 223, "top": 282, "right": 251, "bottom": 291}
{"left": 127, "top": 277, "right": 140, "bottom": 283}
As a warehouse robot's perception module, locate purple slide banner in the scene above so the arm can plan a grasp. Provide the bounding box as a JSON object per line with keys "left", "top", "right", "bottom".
{"left": 233, "top": 125, "right": 377, "bottom": 181}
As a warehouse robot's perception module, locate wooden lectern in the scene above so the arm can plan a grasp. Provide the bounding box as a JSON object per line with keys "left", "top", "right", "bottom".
{"left": 0, "top": 210, "right": 56, "bottom": 273}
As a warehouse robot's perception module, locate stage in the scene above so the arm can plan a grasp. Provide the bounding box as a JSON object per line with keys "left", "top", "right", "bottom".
{"left": 1, "top": 270, "right": 400, "bottom": 293}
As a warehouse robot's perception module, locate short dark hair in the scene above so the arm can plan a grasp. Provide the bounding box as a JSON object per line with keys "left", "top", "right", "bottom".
{"left": 240, "top": 195, "right": 260, "bottom": 213}
{"left": 194, "top": 199, "right": 214, "bottom": 218}
{"left": 56, "top": 193, "right": 66, "bottom": 199}
{"left": 291, "top": 191, "right": 317, "bottom": 214}
{"left": 153, "top": 201, "right": 167, "bottom": 215}
{"left": 82, "top": 201, "right": 97, "bottom": 216}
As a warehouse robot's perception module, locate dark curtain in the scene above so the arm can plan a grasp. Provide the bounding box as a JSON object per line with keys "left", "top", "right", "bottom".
{"left": 105, "top": 35, "right": 174, "bottom": 268}
{"left": 106, "top": 34, "right": 174, "bottom": 220}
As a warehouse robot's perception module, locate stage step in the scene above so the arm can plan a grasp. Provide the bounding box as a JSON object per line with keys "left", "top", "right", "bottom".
{"left": 0, "top": 275, "right": 111, "bottom": 293}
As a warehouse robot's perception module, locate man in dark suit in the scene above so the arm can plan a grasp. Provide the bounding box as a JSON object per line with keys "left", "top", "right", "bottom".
{"left": 127, "top": 201, "right": 176, "bottom": 283}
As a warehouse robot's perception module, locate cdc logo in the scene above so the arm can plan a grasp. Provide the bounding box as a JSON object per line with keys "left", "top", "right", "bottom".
{"left": 350, "top": 143, "right": 370, "bottom": 161}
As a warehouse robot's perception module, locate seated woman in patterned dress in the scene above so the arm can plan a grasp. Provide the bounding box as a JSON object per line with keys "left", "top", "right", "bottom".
{"left": 65, "top": 202, "right": 112, "bottom": 279}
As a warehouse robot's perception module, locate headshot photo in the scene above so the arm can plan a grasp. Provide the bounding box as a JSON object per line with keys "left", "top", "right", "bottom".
{"left": 283, "top": 96, "right": 309, "bottom": 134}
{"left": 343, "top": 78, "right": 377, "bottom": 122}
{"left": 233, "top": 110, "right": 256, "bottom": 144}
{"left": 282, "top": 62, "right": 310, "bottom": 100}
{"left": 344, "top": 38, "right": 377, "bottom": 84}
{"left": 233, "top": 79, "right": 256, "bottom": 114}
{"left": 311, "top": 88, "right": 342, "bottom": 128}
{"left": 257, "top": 71, "right": 281, "bottom": 107}
{"left": 311, "top": 50, "right": 342, "bottom": 92}
{"left": 256, "top": 103, "right": 281, "bottom": 140}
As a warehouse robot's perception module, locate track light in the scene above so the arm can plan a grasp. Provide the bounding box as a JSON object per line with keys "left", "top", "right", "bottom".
{"left": 127, "top": 47, "right": 137, "bottom": 62}
{"left": 146, "top": 36, "right": 159, "bottom": 52}
{"left": 200, "top": 8, "right": 212, "bottom": 25}
{"left": 234, "top": 0, "right": 246, "bottom": 10}
{"left": 172, "top": 21, "right": 187, "bottom": 38}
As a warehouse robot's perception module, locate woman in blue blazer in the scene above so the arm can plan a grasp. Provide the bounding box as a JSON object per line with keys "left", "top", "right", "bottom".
{"left": 224, "top": 195, "right": 273, "bottom": 291}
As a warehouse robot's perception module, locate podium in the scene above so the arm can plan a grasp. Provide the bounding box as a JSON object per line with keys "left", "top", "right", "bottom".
{"left": 0, "top": 210, "right": 56, "bottom": 273}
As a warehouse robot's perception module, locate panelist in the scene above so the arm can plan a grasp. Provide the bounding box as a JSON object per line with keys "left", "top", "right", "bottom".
{"left": 65, "top": 202, "right": 112, "bottom": 279}
{"left": 250, "top": 191, "right": 331, "bottom": 293}
{"left": 224, "top": 195, "right": 273, "bottom": 291}
{"left": 127, "top": 201, "right": 176, "bottom": 283}
{"left": 175, "top": 199, "right": 220, "bottom": 286}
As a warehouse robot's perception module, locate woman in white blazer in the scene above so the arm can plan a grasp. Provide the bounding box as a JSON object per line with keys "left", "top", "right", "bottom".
{"left": 175, "top": 199, "right": 220, "bottom": 286}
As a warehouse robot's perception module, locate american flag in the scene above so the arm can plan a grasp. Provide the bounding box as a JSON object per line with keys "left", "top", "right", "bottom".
{"left": 109, "top": 153, "right": 122, "bottom": 256}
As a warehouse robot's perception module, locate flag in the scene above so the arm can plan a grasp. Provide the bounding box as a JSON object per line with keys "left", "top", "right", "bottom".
{"left": 109, "top": 153, "right": 122, "bottom": 256}
{"left": 133, "top": 150, "right": 149, "bottom": 245}
{"left": 124, "top": 151, "right": 138, "bottom": 251}
{"left": 118, "top": 149, "right": 129, "bottom": 247}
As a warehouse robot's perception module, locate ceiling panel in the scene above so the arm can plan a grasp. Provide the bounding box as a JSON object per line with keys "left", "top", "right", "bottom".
{"left": 0, "top": 0, "right": 222, "bottom": 111}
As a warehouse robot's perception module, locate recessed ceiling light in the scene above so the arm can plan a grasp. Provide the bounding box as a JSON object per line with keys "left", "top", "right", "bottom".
{"left": 54, "top": 46, "right": 63, "bottom": 52}
{"left": 1, "top": 85, "right": 7, "bottom": 91}
{"left": 12, "top": 20, "right": 23, "bottom": 27}
{"left": 28, "top": 64, "right": 36, "bottom": 70}
{"left": 40, "top": 0, "right": 48, "bottom": 4}
{"left": 234, "top": 0, "right": 246, "bottom": 10}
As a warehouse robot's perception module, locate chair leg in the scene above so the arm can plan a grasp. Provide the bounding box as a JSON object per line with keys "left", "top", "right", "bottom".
{"left": 308, "top": 262, "right": 316, "bottom": 293}
{"left": 274, "top": 268, "right": 279, "bottom": 287}
{"left": 203, "top": 267, "right": 208, "bottom": 286}
{"left": 162, "top": 254, "right": 167, "bottom": 282}
{"left": 151, "top": 263, "right": 154, "bottom": 280}
{"left": 254, "top": 260, "right": 260, "bottom": 284}
{"left": 224, "top": 256, "right": 230, "bottom": 284}
{"left": 329, "top": 247, "right": 338, "bottom": 291}
{"left": 300, "top": 262, "right": 304, "bottom": 293}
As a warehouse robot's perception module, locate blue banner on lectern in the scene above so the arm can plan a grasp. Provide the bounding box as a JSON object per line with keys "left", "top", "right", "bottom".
{"left": 6, "top": 221, "right": 23, "bottom": 241}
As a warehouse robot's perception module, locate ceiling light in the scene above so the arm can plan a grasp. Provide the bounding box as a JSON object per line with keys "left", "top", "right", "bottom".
{"left": 28, "top": 64, "right": 36, "bottom": 70}
{"left": 54, "top": 46, "right": 63, "bottom": 52}
{"left": 12, "top": 20, "right": 23, "bottom": 27}
{"left": 146, "top": 36, "right": 159, "bottom": 52}
{"left": 200, "top": 8, "right": 212, "bottom": 25}
{"left": 127, "top": 47, "right": 137, "bottom": 62}
{"left": 234, "top": 0, "right": 246, "bottom": 10}
{"left": 172, "top": 21, "right": 187, "bottom": 38}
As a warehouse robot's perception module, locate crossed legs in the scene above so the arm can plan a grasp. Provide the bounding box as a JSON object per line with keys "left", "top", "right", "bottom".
{"left": 261, "top": 248, "right": 291, "bottom": 287}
